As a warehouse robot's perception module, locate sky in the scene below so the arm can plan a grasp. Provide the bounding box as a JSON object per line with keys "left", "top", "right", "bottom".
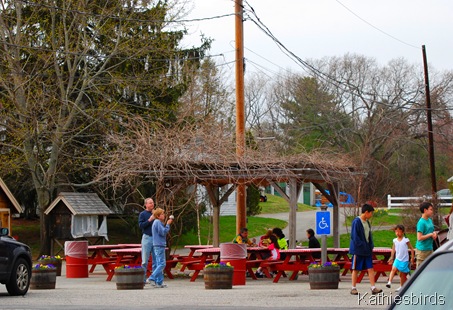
{"left": 181, "top": 0, "right": 453, "bottom": 77}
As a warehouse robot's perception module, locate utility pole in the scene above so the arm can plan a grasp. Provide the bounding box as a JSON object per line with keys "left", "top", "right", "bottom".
{"left": 422, "top": 45, "right": 439, "bottom": 225}
{"left": 235, "top": 0, "right": 247, "bottom": 233}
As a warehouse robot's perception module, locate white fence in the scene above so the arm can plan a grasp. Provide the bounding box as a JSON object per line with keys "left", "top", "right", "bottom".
{"left": 387, "top": 194, "right": 453, "bottom": 209}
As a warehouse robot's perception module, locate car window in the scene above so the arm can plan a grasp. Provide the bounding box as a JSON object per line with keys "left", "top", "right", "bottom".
{"left": 437, "top": 189, "right": 451, "bottom": 196}
{"left": 391, "top": 252, "right": 453, "bottom": 309}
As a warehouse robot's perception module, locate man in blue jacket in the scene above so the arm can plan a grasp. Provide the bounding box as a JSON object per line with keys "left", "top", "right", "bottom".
{"left": 138, "top": 197, "right": 156, "bottom": 283}
{"left": 349, "top": 202, "right": 382, "bottom": 295}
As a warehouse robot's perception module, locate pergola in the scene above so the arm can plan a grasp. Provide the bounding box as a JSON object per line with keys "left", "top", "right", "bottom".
{"left": 144, "top": 160, "right": 357, "bottom": 248}
{"left": 98, "top": 117, "right": 359, "bottom": 248}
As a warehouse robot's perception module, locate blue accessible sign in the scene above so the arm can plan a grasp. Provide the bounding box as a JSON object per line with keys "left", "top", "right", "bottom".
{"left": 316, "top": 211, "right": 331, "bottom": 235}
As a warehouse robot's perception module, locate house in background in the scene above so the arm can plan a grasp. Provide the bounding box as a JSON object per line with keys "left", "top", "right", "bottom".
{"left": 0, "top": 177, "right": 23, "bottom": 235}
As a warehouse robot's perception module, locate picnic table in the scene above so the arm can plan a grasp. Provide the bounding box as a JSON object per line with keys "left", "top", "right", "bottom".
{"left": 88, "top": 244, "right": 139, "bottom": 273}
{"left": 261, "top": 248, "right": 322, "bottom": 283}
{"left": 183, "top": 247, "right": 220, "bottom": 282}
{"left": 245, "top": 246, "right": 271, "bottom": 280}
{"left": 100, "top": 247, "right": 178, "bottom": 281}
{"left": 103, "top": 247, "right": 143, "bottom": 281}
{"left": 343, "top": 247, "right": 412, "bottom": 283}
{"left": 180, "top": 245, "right": 213, "bottom": 272}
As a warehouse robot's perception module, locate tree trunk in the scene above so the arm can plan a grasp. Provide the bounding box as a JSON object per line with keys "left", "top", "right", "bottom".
{"left": 37, "top": 188, "right": 51, "bottom": 258}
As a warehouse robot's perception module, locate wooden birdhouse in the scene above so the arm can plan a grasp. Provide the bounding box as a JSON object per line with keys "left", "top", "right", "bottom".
{"left": 44, "top": 192, "right": 113, "bottom": 254}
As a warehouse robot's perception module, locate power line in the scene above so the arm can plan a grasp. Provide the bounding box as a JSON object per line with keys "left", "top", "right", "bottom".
{"left": 335, "top": 0, "right": 420, "bottom": 50}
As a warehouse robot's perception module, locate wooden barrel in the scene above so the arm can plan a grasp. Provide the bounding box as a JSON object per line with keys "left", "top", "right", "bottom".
{"left": 30, "top": 269, "right": 57, "bottom": 289}
{"left": 115, "top": 268, "right": 144, "bottom": 290}
{"left": 308, "top": 267, "right": 340, "bottom": 289}
{"left": 203, "top": 268, "right": 233, "bottom": 289}
{"left": 38, "top": 259, "right": 62, "bottom": 276}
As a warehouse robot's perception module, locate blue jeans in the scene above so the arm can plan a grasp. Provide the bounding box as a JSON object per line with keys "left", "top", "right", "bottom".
{"left": 151, "top": 246, "right": 165, "bottom": 285}
{"left": 141, "top": 234, "right": 156, "bottom": 282}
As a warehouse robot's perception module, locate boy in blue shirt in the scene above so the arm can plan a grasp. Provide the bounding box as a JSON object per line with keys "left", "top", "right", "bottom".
{"left": 349, "top": 203, "right": 382, "bottom": 295}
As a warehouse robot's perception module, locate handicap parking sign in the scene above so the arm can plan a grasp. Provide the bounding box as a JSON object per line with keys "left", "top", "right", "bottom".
{"left": 316, "top": 211, "right": 330, "bottom": 235}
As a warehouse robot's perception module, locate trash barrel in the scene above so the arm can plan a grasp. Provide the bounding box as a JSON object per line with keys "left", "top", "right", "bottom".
{"left": 220, "top": 242, "right": 247, "bottom": 285}
{"left": 65, "top": 241, "right": 89, "bottom": 278}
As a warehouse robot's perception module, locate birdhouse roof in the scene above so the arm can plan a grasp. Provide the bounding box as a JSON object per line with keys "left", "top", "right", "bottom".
{"left": 44, "top": 192, "right": 112, "bottom": 215}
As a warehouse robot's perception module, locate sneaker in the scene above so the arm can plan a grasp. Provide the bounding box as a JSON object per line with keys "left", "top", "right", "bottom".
{"left": 145, "top": 279, "right": 156, "bottom": 286}
{"left": 255, "top": 271, "right": 264, "bottom": 278}
{"left": 395, "top": 287, "right": 401, "bottom": 292}
{"left": 350, "top": 288, "right": 358, "bottom": 295}
{"left": 371, "top": 287, "right": 383, "bottom": 295}
{"left": 386, "top": 282, "right": 391, "bottom": 288}
{"left": 155, "top": 284, "right": 167, "bottom": 288}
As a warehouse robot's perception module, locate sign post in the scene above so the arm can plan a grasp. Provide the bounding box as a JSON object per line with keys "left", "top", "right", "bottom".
{"left": 316, "top": 207, "right": 331, "bottom": 264}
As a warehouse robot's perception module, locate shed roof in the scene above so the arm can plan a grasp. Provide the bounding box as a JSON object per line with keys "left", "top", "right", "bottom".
{"left": 0, "top": 177, "right": 23, "bottom": 213}
{"left": 44, "top": 192, "right": 112, "bottom": 216}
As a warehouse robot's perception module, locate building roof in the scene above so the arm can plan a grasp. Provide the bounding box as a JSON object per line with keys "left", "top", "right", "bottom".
{"left": 44, "top": 192, "right": 112, "bottom": 216}
{"left": 0, "top": 177, "right": 23, "bottom": 213}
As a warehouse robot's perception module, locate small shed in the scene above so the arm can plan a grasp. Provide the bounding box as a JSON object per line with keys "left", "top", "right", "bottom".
{"left": 44, "top": 192, "right": 112, "bottom": 253}
{"left": 0, "top": 177, "right": 23, "bottom": 235}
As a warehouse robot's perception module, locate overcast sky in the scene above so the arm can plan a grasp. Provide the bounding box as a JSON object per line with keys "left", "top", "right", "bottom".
{"left": 181, "top": 0, "right": 453, "bottom": 77}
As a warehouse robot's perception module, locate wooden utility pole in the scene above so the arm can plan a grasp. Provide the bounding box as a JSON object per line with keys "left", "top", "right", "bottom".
{"left": 235, "top": 0, "right": 246, "bottom": 233}
{"left": 422, "top": 46, "right": 437, "bottom": 196}
{"left": 422, "top": 45, "right": 439, "bottom": 225}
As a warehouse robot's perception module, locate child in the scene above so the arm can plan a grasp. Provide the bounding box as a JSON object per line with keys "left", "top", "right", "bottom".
{"left": 349, "top": 202, "right": 382, "bottom": 295}
{"left": 259, "top": 229, "right": 273, "bottom": 247}
{"left": 386, "top": 224, "right": 415, "bottom": 292}
{"left": 255, "top": 234, "right": 280, "bottom": 278}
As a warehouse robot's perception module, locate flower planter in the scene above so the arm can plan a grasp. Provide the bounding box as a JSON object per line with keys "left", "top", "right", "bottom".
{"left": 30, "top": 269, "right": 57, "bottom": 289}
{"left": 38, "top": 258, "right": 62, "bottom": 276}
{"left": 115, "top": 267, "right": 144, "bottom": 290}
{"left": 203, "top": 268, "right": 233, "bottom": 289}
{"left": 308, "top": 267, "right": 340, "bottom": 289}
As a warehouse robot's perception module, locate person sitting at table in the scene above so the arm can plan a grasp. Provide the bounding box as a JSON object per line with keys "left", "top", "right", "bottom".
{"left": 255, "top": 234, "right": 280, "bottom": 278}
{"left": 259, "top": 229, "right": 273, "bottom": 247}
{"left": 233, "top": 227, "right": 257, "bottom": 246}
{"left": 272, "top": 227, "right": 288, "bottom": 260}
{"left": 306, "top": 228, "right": 321, "bottom": 259}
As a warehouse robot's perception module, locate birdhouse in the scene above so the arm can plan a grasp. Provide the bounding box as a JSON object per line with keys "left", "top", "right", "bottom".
{"left": 44, "top": 192, "right": 113, "bottom": 253}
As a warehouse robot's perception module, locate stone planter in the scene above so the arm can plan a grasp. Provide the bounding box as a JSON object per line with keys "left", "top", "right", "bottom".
{"left": 115, "top": 267, "right": 144, "bottom": 290}
{"left": 203, "top": 268, "right": 233, "bottom": 289}
{"left": 308, "top": 267, "right": 340, "bottom": 289}
{"left": 30, "top": 269, "right": 57, "bottom": 289}
{"left": 38, "top": 259, "right": 62, "bottom": 276}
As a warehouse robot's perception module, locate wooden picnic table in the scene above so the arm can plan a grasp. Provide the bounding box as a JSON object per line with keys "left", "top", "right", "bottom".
{"left": 180, "top": 245, "right": 213, "bottom": 272}
{"left": 88, "top": 244, "right": 139, "bottom": 273}
{"left": 105, "top": 247, "right": 179, "bottom": 282}
{"left": 245, "top": 246, "right": 271, "bottom": 280}
{"left": 103, "top": 247, "right": 143, "bottom": 281}
{"left": 343, "top": 247, "right": 413, "bottom": 283}
{"left": 262, "top": 248, "right": 321, "bottom": 283}
{"left": 182, "top": 247, "right": 220, "bottom": 282}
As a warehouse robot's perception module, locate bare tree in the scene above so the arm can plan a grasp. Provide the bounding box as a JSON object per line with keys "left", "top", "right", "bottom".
{"left": 0, "top": 0, "right": 209, "bottom": 254}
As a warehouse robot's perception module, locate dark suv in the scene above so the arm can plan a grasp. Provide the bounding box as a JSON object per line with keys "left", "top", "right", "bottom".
{"left": 0, "top": 227, "right": 32, "bottom": 295}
